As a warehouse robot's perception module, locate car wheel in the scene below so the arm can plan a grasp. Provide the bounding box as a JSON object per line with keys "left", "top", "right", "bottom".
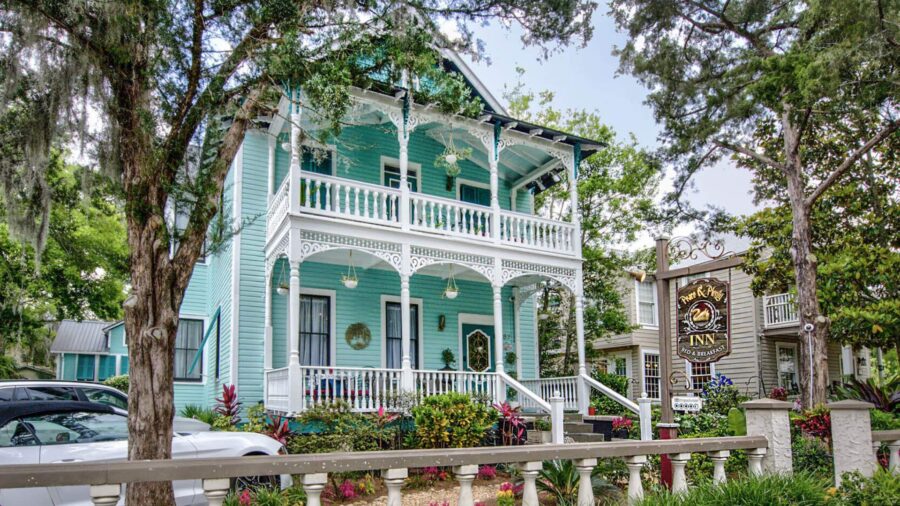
{"left": 230, "top": 453, "right": 279, "bottom": 493}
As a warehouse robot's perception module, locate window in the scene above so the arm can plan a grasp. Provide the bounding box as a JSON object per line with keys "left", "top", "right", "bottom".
{"left": 301, "top": 145, "right": 334, "bottom": 175}
{"left": 300, "top": 295, "right": 331, "bottom": 366}
{"left": 776, "top": 343, "right": 799, "bottom": 394}
{"left": 613, "top": 357, "right": 628, "bottom": 377}
{"left": 76, "top": 355, "right": 96, "bottom": 381}
{"left": 81, "top": 388, "right": 129, "bottom": 410}
{"left": 636, "top": 281, "right": 657, "bottom": 326}
{"left": 642, "top": 351, "right": 661, "bottom": 399}
{"left": 0, "top": 420, "right": 37, "bottom": 447}
{"left": 22, "top": 387, "right": 78, "bottom": 401}
{"left": 97, "top": 355, "right": 117, "bottom": 381}
{"left": 0, "top": 388, "right": 13, "bottom": 402}
{"left": 383, "top": 164, "right": 419, "bottom": 191}
{"left": 120, "top": 356, "right": 130, "bottom": 375}
{"left": 687, "top": 362, "right": 714, "bottom": 392}
{"left": 459, "top": 183, "right": 491, "bottom": 206}
{"left": 21, "top": 411, "right": 128, "bottom": 445}
{"left": 174, "top": 319, "right": 204, "bottom": 381}
{"left": 385, "top": 302, "right": 419, "bottom": 369}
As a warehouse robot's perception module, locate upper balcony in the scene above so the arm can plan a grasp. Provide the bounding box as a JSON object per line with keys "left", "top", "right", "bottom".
{"left": 263, "top": 88, "right": 603, "bottom": 260}
{"left": 763, "top": 293, "right": 799, "bottom": 328}
{"left": 267, "top": 172, "right": 578, "bottom": 257}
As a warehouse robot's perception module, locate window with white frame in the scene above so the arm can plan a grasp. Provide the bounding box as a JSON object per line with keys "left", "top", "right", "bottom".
{"left": 636, "top": 280, "right": 657, "bottom": 326}
{"left": 174, "top": 319, "right": 204, "bottom": 381}
{"left": 687, "top": 361, "right": 715, "bottom": 392}
{"left": 642, "top": 351, "right": 660, "bottom": 399}
{"left": 776, "top": 342, "right": 800, "bottom": 394}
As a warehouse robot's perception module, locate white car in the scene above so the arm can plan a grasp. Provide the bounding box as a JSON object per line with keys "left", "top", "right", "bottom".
{"left": 0, "top": 401, "right": 289, "bottom": 506}
{"left": 0, "top": 381, "right": 210, "bottom": 433}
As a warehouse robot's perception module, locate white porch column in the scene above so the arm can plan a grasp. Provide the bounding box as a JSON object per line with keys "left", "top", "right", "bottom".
{"left": 493, "top": 280, "right": 507, "bottom": 404}
{"left": 513, "top": 287, "right": 523, "bottom": 378}
{"left": 287, "top": 261, "right": 302, "bottom": 413}
{"left": 489, "top": 123, "right": 501, "bottom": 243}
{"left": 575, "top": 287, "right": 589, "bottom": 415}
{"left": 400, "top": 272, "right": 414, "bottom": 391}
{"left": 398, "top": 97, "right": 411, "bottom": 230}
{"left": 288, "top": 89, "right": 302, "bottom": 214}
{"left": 264, "top": 267, "right": 273, "bottom": 371}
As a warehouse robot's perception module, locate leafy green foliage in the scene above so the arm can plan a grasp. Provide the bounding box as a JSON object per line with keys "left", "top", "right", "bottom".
{"left": 537, "top": 460, "right": 620, "bottom": 506}
{"left": 700, "top": 374, "right": 747, "bottom": 416}
{"left": 792, "top": 436, "right": 833, "bottom": 482}
{"left": 837, "top": 470, "right": 900, "bottom": 506}
{"left": 870, "top": 409, "right": 900, "bottom": 431}
{"left": 505, "top": 74, "right": 661, "bottom": 375}
{"left": 832, "top": 375, "right": 899, "bottom": 413}
{"left": 179, "top": 404, "right": 217, "bottom": 426}
{"left": 0, "top": 355, "right": 19, "bottom": 379}
{"left": 590, "top": 370, "right": 632, "bottom": 415}
{"left": 637, "top": 473, "right": 831, "bottom": 506}
{"left": 102, "top": 375, "right": 129, "bottom": 394}
{"left": 411, "top": 393, "right": 496, "bottom": 448}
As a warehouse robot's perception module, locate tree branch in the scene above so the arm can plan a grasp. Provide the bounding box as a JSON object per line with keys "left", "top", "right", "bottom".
{"left": 805, "top": 120, "right": 898, "bottom": 207}
{"left": 713, "top": 139, "right": 784, "bottom": 171}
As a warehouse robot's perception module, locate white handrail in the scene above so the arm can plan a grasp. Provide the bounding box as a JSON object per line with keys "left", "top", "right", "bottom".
{"left": 581, "top": 374, "right": 639, "bottom": 414}
{"left": 498, "top": 372, "right": 551, "bottom": 412}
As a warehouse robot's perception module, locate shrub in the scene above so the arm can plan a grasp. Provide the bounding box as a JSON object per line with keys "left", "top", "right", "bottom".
{"left": 832, "top": 374, "right": 899, "bottom": 413}
{"left": 102, "top": 374, "right": 129, "bottom": 393}
{"left": 769, "top": 387, "right": 788, "bottom": 401}
{"left": 590, "top": 370, "right": 631, "bottom": 415}
{"left": 636, "top": 472, "right": 830, "bottom": 505}
{"left": 180, "top": 404, "right": 217, "bottom": 425}
{"left": 538, "top": 460, "right": 619, "bottom": 506}
{"left": 477, "top": 464, "right": 497, "bottom": 480}
{"left": 870, "top": 409, "right": 900, "bottom": 430}
{"left": 793, "top": 405, "right": 831, "bottom": 441}
{"left": 792, "top": 435, "right": 833, "bottom": 480}
{"left": 411, "top": 392, "right": 496, "bottom": 448}
{"left": 837, "top": 470, "right": 900, "bottom": 505}
{"left": 700, "top": 374, "right": 747, "bottom": 416}
{"left": 494, "top": 401, "right": 526, "bottom": 445}
{"left": 497, "top": 481, "right": 516, "bottom": 506}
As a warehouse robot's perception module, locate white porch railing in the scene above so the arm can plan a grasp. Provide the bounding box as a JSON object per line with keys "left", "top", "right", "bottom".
{"left": 297, "top": 366, "right": 404, "bottom": 412}
{"left": 264, "top": 367, "right": 290, "bottom": 413}
{"left": 500, "top": 210, "right": 576, "bottom": 255}
{"left": 763, "top": 293, "right": 798, "bottom": 327}
{"left": 521, "top": 376, "right": 580, "bottom": 411}
{"left": 412, "top": 369, "right": 496, "bottom": 401}
{"left": 266, "top": 178, "right": 290, "bottom": 234}
{"left": 299, "top": 173, "right": 402, "bottom": 226}
{"left": 409, "top": 193, "right": 492, "bottom": 240}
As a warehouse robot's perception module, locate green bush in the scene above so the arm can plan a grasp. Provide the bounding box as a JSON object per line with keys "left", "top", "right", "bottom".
{"left": 699, "top": 374, "right": 747, "bottom": 416}
{"left": 792, "top": 435, "right": 833, "bottom": 480}
{"left": 179, "top": 404, "right": 217, "bottom": 425}
{"left": 590, "top": 370, "right": 631, "bottom": 415}
{"left": 837, "top": 470, "right": 900, "bottom": 505}
{"left": 870, "top": 409, "right": 900, "bottom": 430}
{"left": 637, "top": 473, "right": 830, "bottom": 505}
{"left": 102, "top": 375, "right": 129, "bottom": 393}
{"left": 287, "top": 401, "right": 384, "bottom": 453}
{"left": 288, "top": 432, "right": 378, "bottom": 453}
{"left": 411, "top": 392, "right": 496, "bottom": 448}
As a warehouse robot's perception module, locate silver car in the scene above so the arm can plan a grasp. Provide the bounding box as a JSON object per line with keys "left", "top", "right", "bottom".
{"left": 0, "top": 381, "right": 210, "bottom": 433}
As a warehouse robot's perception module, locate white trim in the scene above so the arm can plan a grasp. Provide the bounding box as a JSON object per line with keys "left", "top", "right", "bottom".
{"left": 775, "top": 341, "right": 800, "bottom": 391}
{"left": 115, "top": 355, "right": 121, "bottom": 376}
{"left": 380, "top": 295, "right": 425, "bottom": 369}
{"left": 457, "top": 313, "right": 495, "bottom": 372}
{"left": 93, "top": 354, "right": 100, "bottom": 382}
{"left": 640, "top": 348, "right": 661, "bottom": 400}
{"left": 684, "top": 360, "right": 716, "bottom": 393}
{"left": 380, "top": 156, "right": 422, "bottom": 191}
{"left": 229, "top": 143, "right": 243, "bottom": 388}
{"left": 606, "top": 350, "right": 631, "bottom": 380}
{"left": 297, "top": 287, "right": 338, "bottom": 367}
{"left": 634, "top": 279, "right": 659, "bottom": 329}
{"left": 532, "top": 295, "right": 540, "bottom": 380}
{"left": 174, "top": 313, "right": 209, "bottom": 385}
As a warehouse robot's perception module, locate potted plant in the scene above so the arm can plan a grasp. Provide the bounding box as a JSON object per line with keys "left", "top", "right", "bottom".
{"left": 611, "top": 416, "right": 633, "bottom": 439}
{"left": 588, "top": 399, "right": 598, "bottom": 416}
{"left": 435, "top": 145, "right": 471, "bottom": 191}
{"left": 531, "top": 417, "right": 552, "bottom": 444}
{"left": 440, "top": 348, "right": 456, "bottom": 371}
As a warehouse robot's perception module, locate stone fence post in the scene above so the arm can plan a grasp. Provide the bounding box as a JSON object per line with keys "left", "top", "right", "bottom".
{"left": 827, "top": 400, "right": 875, "bottom": 487}
{"left": 741, "top": 399, "right": 793, "bottom": 474}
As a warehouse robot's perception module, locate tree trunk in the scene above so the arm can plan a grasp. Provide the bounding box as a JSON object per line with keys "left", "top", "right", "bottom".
{"left": 782, "top": 111, "right": 829, "bottom": 407}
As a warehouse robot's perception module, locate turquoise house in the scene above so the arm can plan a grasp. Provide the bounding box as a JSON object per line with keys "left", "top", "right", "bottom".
{"left": 51, "top": 320, "right": 129, "bottom": 382}
{"left": 69, "top": 52, "right": 610, "bottom": 418}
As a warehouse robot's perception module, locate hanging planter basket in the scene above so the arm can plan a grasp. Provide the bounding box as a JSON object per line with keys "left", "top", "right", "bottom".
{"left": 443, "top": 265, "right": 460, "bottom": 300}
{"left": 341, "top": 251, "right": 358, "bottom": 289}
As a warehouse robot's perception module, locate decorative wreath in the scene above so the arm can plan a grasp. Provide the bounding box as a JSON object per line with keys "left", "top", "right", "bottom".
{"left": 345, "top": 323, "right": 372, "bottom": 350}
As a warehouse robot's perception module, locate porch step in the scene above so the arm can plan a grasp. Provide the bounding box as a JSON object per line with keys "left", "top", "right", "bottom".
{"left": 563, "top": 412, "right": 584, "bottom": 422}
{"left": 568, "top": 432, "right": 606, "bottom": 443}
{"left": 563, "top": 422, "right": 595, "bottom": 434}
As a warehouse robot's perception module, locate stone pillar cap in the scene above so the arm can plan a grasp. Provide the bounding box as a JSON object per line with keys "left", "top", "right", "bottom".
{"left": 741, "top": 398, "right": 794, "bottom": 410}
{"left": 826, "top": 399, "right": 875, "bottom": 410}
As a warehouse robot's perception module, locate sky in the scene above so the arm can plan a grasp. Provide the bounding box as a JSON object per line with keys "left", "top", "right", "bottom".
{"left": 455, "top": 14, "right": 759, "bottom": 249}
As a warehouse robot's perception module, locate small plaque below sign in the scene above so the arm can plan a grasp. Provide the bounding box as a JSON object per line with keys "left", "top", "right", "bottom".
{"left": 672, "top": 396, "right": 703, "bottom": 413}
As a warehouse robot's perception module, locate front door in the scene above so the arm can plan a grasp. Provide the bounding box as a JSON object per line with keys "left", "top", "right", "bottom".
{"left": 461, "top": 323, "right": 494, "bottom": 373}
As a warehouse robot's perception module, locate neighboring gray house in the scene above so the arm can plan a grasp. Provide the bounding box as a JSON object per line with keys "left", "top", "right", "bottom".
{"left": 594, "top": 256, "right": 872, "bottom": 402}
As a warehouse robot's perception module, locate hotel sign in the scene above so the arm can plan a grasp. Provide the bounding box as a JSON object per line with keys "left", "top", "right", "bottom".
{"left": 676, "top": 278, "right": 731, "bottom": 363}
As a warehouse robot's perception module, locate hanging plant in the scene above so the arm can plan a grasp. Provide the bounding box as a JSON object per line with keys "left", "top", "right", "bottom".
{"left": 276, "top": 261, "right": 289, "bottom": 296}
{"left": 443, "top": 265, "right": 459, "bottom": 299}
{"left": 435, "top": 145, "right": 471, "bottom": 179}
{"left": 341, "top": 251, "right": 358, "bottom": 289}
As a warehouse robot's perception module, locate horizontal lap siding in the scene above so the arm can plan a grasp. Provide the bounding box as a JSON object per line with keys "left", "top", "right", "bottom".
{"left": 270, "top": 260, "right": 529, "bottom": 373}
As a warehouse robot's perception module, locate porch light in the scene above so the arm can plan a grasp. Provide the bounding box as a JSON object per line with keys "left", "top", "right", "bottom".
{"left": 443, "top": 265, "right": 459, "bottom": 299}
{"left": 341, "top": 251, "right": 358, "bottom": 289}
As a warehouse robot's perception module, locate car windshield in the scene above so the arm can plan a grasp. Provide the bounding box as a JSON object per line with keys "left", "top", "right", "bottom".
{"left": 81, "top": 388, "right": 129, "bottom": 410}
{"left": 20, "top": 411, "right": 128, "bottom": 445}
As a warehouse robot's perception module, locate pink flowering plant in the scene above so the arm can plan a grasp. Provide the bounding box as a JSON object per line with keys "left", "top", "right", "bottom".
{"left": 477, "top": 464, "right": 497, "bottom": 480}
{"left": 496, "top": 481, "right": 516, "bottom": 506}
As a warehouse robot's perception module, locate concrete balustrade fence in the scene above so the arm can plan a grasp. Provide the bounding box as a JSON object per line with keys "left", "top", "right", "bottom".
{"left": 0, "top": 436, "right": 768, "bottom": 506}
